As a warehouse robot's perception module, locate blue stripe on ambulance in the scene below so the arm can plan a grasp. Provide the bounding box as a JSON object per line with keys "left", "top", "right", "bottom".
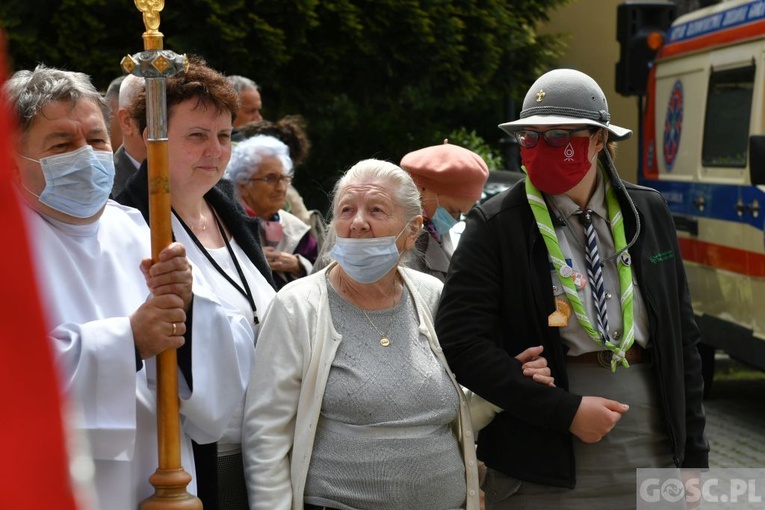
{"left": 666, "top": 0, "right": 765, "bottom": 44}
{"left": 639, "top": 179, "right": 765, "bottom": 231}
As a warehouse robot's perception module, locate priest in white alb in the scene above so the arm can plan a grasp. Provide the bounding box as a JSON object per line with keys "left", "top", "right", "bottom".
{"left": 5, "top": 65, "right": 255, "bottom": 509}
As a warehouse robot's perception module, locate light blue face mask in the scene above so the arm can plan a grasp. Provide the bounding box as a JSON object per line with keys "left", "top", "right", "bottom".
{"left": 431, "top": 205, "right": 459, "bottom": 236}
{"left": 20, "top": 145, "right": 115, "bottom": 218}
{"left": 330, "top": 224, "right": 410, "bottom": 283}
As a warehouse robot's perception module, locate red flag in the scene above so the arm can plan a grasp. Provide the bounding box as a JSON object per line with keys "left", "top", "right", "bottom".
{"left": 0, "top": 32, "right": 79, "bottom": 509}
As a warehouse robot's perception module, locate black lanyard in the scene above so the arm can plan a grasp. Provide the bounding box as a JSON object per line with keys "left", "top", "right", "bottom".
{"left": 173, "top": 207, "right": 259, "bottom": 325}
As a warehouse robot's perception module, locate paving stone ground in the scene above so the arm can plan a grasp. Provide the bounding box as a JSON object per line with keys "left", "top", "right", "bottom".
{"left": 703, "top": 355, "right": 765, "bottom": 468}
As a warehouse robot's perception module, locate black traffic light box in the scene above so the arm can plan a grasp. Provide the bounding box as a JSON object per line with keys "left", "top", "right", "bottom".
{"left": 615, "top": 1, "right": 676, "bottom": 96}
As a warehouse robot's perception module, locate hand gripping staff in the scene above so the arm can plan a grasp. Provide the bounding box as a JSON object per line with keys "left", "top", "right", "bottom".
{"left": 121, "top": 2, "right": 198, "bottom": 508}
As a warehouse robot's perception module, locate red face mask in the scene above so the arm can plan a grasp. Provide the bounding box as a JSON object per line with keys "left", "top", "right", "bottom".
{"left": 521, "top": 137, "right": 593, "bottom": 195}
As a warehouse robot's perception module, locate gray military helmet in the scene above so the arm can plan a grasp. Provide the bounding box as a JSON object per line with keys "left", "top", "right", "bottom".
{"left": 499, "top": 69, "right": 632, "bottom": 141}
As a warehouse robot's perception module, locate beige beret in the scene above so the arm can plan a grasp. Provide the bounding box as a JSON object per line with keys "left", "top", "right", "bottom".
{"left": 400, "top": 141, "right": 489, "bottom": 200}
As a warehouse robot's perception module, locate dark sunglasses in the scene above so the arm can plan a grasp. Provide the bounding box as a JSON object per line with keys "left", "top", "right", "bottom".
{"left": 515, "top": 126, "right": 594, "bottom": 149}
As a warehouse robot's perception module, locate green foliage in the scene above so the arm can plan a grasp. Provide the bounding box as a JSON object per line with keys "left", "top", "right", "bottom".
{"left": 446, "top": 127, "right": 505, "bottom": 171}
{"left": 0, "top": 0, "right": 572, "bottom": 211}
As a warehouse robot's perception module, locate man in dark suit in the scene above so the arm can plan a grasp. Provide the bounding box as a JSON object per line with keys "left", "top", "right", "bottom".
{"left": 111, "top": 74, "right": 146, "bottom": 198}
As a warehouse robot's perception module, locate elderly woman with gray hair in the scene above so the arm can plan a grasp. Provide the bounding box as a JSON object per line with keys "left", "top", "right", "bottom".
{"left": 225, "top": 135, "right": 317, "bottom": 289}
{"left": 241, "top": 159, "right": 553, "bottom": 510}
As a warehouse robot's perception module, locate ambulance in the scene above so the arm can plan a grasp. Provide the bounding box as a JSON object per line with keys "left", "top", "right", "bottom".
{"left": 639, "top": 0, "right": 765, "bottom": 389}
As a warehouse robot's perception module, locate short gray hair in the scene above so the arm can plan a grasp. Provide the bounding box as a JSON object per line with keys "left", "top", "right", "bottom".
{"left": 118, "top": 74, "right": 145, "bottom": 109}
{"left": 225, "top": 134, "right": 293, "bottom": 197}
{"left": 4, "top": 65, "right": 108, "bottom": 134}
{"left": 318, "top": 159, "right": 422, "bottom": 266}
{"left": 331, "top": 159, "right": 421, "bottom": 221}
{"left": 226, "top": 75, "right": 259, "bottom": 94}
{"left": 105, "top": 75, "right": 124, "bottom": 102}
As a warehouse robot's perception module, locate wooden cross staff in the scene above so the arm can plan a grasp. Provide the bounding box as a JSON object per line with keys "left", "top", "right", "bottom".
{"left": 121, "top": 1, "right": 199, "bottom": 508}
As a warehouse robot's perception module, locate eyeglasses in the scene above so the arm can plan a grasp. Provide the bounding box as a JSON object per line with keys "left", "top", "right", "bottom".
{"left": 515, "top": 126, "right": 593, "bottom": 149}
{"left": 248, "top": 174, "right": 293, "bottom": 186}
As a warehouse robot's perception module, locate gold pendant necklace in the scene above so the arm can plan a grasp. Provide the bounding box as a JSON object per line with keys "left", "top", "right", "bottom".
{"left": 335, "top": 267, "right": 399, "bottom": 347}
{"left": 190, "top": 218, "right": 207, "bottom": 231}
{"left": 362, "top": 309, "right": 393, "bottom": 347}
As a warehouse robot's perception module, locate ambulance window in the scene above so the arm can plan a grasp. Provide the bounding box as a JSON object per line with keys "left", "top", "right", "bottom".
{"left": 701, "top": 65, "right": 755, "bottom": 169}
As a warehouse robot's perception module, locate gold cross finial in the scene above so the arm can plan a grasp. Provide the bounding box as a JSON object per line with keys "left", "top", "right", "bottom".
{"left": 134, "top": 0, "right": 165, "bottom": 49}
{"left": 135, "top": 0, "right": 164, "bottom": 32}
{"left": 535, "top": 89, "right": 546, "bottom": 103}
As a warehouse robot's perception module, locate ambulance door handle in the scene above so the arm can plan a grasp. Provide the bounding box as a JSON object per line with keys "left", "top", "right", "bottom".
{"left": 736, "top": 199, "right": 746, "bottom": 217}
{"left": 693, "top": 195, "right": 706, "bottom": 212}
{"left": 749, "top": 199, "right": 760, "bottom": 218}
{"left": 735, "top": 199, "right": 760, "bottom": 218}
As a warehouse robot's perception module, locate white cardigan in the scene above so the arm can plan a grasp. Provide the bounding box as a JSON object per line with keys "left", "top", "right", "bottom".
{"left": 242, "top": 263, "right": 481, "bottom": 510}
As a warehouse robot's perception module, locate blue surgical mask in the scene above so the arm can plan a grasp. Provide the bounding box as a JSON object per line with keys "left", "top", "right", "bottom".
{"left": 330, "top": 225, "right": 409, "bottom": 283}
{"left": 431, "top": 205, "right": 459, "bottom": 236}
{"left": 20, "top": 145, "right": 115, "bottom": 218}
